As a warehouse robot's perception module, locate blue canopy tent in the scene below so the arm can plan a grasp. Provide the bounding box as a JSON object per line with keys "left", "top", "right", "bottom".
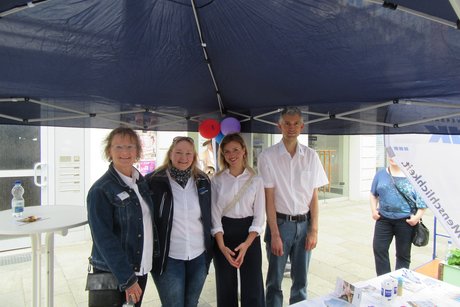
{"left": 0, "top": 0, "right": 460, "bottom": 134}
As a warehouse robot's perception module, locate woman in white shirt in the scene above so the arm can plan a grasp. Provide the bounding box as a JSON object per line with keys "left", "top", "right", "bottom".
{"left": 211, "top": 133, "right": 265, "bottom": 307}
{"left": 146, "top": 136, "right": 213, "bottom": 307}
{"left": 87, "top": 127, "right": 158, "bottom": 307}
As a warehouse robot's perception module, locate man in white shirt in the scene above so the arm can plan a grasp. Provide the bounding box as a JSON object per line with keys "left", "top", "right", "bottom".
{"left": 258, "top": 107, "right": 329, "bottom": 307}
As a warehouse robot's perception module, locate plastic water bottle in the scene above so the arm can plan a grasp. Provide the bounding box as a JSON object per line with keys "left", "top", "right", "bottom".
{"left": 397, "top": 277, "right": 403, "bottom": 296}
{"left": 380, "top": 278, "right": 394, "bottom": 301}
{"left": 11, "top": 180, "right": 25, "bottom": 218}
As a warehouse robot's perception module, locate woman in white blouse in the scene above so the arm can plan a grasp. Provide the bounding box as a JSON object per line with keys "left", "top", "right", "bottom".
{"left": 211, "top": 133, "right": 265, "bottom": 307}
{"left": 146, "top": 136, "right": 213, "bottom": 307}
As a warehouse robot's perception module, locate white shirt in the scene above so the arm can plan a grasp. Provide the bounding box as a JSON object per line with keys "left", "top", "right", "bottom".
{"left": 258, "top": 141, "right": 329, "bottom": 215}
{"left": 116, "top": 167, "right": 153, "bottom": 275}
{"left": 211, "top": 168, "right": 265, "bottom": 236}
{"left": 167, "top": 173, "right": 205, "bottom": 260}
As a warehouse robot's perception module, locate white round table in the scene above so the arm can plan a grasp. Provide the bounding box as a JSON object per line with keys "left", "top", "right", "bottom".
{"left": 0, "top": 205, "right": 87, "bottom": 307}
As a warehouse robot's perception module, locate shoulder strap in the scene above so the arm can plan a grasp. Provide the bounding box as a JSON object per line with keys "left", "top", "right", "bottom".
{"left": 388, "top": 167, "right": 417, "bottom": 213}
{"left": 87, "top": 257, "right": 93, "bottom": 273}
{"left": 222, "top": 174, "right": 255, "bottom": 216}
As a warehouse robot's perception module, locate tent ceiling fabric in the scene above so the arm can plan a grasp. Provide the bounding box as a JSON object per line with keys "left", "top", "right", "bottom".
{"left": 0, "top": 0, "right": 460, "bottom": 134}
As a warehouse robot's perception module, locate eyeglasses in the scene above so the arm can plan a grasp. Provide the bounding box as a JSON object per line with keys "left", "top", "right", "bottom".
{"left": 173, "top": 136, "right": 194, "bottom": 144}
{"left": 112, "top": 144, "right": 137, "bottom": 151}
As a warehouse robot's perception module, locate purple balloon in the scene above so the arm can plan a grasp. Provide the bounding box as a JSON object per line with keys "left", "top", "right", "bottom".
{"left": 220, "top": 117, "right": 241, "bottom": 135}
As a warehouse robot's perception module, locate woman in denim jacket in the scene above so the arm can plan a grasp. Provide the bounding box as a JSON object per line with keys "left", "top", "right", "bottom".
{"left": 87, "top": 127, "right": 159, "bottom": 307}
{"left": 146, "top": 136, "right": 213, "bottom": 307}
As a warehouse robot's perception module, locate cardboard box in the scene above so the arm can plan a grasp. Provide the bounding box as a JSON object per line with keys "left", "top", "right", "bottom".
{"left": 439, "top": 261, "right": 460, "bottom": 287}
{"left": 414, "top": 258, "right": 440, "bottom": 279}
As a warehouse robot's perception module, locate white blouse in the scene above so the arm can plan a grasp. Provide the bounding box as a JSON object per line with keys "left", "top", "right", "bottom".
{"left": 115, "top": 167, "right": 153, "bottom": 275}
{"left": 211, "top": 168, "right": 265, "bottom": 236}
{"left": 167, "top": 173, "right": 205, "bottom": 261}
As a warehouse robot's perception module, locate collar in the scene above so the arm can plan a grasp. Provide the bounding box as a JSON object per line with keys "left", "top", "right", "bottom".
{"left": 277, "top": 140, "right": 305, "bottom": 157}
{"left": 114, "top": 166, "right": 139, "bottom": 187}
{"left": 223, "top": 168, "right": 251, "bottom": 178}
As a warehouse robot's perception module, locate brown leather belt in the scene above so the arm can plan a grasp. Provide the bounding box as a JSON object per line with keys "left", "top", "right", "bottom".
{"left": 276, "top": 212, "right": 308, "bottom": 222}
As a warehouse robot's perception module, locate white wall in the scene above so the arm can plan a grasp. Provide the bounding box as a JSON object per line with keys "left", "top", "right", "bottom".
{"left": 86, "top": 128, "right": 111, "bottom": 190}
{"left": 349, "top": 135, "right": 377, "bottom": 200}
{"left": 53, "top": 128, "right": 85, "bottom": 206}
{"left": 51, "top": 127, "right": 110, "bottom": 244}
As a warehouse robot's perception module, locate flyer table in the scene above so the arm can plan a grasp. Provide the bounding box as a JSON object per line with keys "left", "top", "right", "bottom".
{"left": 0, "top": 205, "right": 87, "bottom": 307}
{"left": 291, "top": 268, "right": 460, "bottom": 306}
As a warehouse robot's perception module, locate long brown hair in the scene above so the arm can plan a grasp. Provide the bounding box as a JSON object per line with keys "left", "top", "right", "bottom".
{"left": 155, "top": 136, "right": 204, "bottom": 179}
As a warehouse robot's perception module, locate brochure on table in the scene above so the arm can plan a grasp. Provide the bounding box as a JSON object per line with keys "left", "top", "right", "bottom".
{"left": 290, "top": 269, "right": 460, "bottom": 306}
{"left": 353, "top": 269, "right": 460, "bottom": 306}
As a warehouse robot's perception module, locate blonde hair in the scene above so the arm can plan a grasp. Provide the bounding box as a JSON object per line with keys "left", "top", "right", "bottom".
{"left": 156, "top": 136, "right": 204, "bottom": 179}
{"left": 103, "top": 127, "right": 142, "bottom": 162}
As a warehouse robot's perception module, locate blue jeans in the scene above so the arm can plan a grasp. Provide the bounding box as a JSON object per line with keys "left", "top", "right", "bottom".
{"left": 265, "top": 218, "right": 311, "bottom": 307}
{"left": 373, "top": 216, "right": 414, "bottom": 276}
{"left": 152, "top": 252, "right": 207, "bottom": 307}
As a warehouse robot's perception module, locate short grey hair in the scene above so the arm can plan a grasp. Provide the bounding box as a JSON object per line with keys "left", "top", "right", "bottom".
{"left": 279, "top": 107, "right": 304, "bottom": 124}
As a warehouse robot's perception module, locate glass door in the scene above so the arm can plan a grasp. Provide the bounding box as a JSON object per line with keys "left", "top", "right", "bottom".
{"left": 0, "top": 125, "right": 46, "bottom": 250}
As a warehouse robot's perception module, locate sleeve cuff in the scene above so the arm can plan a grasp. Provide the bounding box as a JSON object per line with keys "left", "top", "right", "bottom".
{"left": 119, "top": 273, "right": 138, "bottom": 292}
{"left": 211, "top": 227, "right": 224, "bottom": 236}
{"left": 248, "top": 226, "right": 263, "bottom": 235}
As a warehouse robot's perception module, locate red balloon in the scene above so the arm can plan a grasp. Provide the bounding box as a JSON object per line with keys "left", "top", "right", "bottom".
{"left": 199, "top": 119, "right": 220, "bottom": 139}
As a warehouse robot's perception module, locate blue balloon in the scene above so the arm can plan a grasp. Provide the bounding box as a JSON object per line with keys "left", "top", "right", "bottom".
{"left": 215, "top": 131, "right": 225, "bottom": 143}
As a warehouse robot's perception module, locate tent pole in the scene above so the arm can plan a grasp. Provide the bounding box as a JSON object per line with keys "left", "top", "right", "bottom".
{"left": 366, "top": 0, "right": 457, "bottom": 28}
{"left": 397, "top": 112, "right": 460, "bottom": 128}
{"left": 401, "top": 100, "right": 460, "bottom": 109}
{"left": 190, "top": 0, "right": 226, "bottom": 115}
{"left": 449, "top": 0, "right": 460, "bottom": 26}
{"left": 0, "top": 0, "right": 48, "bottom": 18}
{"left": 0, "top": 113, "right": 23, "bottom": 122}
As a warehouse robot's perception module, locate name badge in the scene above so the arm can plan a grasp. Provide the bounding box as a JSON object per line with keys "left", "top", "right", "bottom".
{"left": 117, "top": 191, "right": 130, "bottom": 201}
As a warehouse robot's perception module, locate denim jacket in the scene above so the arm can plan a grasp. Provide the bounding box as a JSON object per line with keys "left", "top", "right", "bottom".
{"left": 87, "top": 163, "right": 159, "bottom": 291}
{"left": 146, "top": 168, "right": 213, "bottom": 275}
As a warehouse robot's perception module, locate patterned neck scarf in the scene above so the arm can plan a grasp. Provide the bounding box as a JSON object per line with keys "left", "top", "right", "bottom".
{"left": 169, "top": 166, "right": 192, "bottom": 188}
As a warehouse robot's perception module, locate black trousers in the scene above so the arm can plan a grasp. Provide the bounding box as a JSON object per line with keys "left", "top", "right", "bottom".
{"left": 373, "top": 215, "right": 414, "bottom": 276}
{"left": 213, "top": 216, "right": 265, "bottom": 307}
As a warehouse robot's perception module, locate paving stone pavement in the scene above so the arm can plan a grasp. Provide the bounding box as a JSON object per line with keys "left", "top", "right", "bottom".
{"left": 0, "top": 198, "right": 441, "bottom": 306}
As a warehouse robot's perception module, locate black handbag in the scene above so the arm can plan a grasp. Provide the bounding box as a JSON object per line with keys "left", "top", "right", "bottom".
{"left": 412, "top": 220, "right": 430, "bottom": 247}
{"left": 388, "top": 167, "right": 430, "bottom": 247}
{"left": 85, "top": 271, "right": 118, "bottom": 291}
{"left": 86, "top": 259, "right": 123, "bottom": 307}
